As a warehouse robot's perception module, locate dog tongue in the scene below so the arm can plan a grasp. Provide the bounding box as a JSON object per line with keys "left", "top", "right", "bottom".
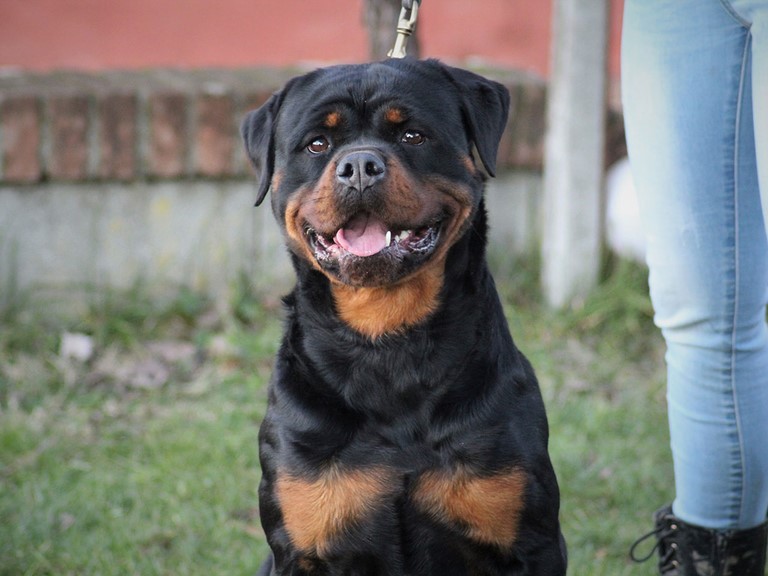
{"left": 334, "top": 214, "right": 389, "bottom": 257}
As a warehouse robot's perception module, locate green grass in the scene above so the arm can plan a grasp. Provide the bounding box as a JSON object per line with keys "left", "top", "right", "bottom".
{"left": 500, "top": 259, "right": 672, "bottom": 574}
{"left": 0, "top": 260, "right": 673, "bottom": 575}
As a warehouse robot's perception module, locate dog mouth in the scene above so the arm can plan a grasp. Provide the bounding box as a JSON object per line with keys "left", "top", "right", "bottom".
{"left": 305, "top": 212, "right": 441, "bottom": 263}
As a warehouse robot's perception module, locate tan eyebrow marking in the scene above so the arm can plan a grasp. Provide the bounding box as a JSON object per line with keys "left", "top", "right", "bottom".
{"left": 385, "top": 107, "right": 405, "bottom": 124}
{"left": 324, "top": 111, "right": 342, "bottom": 128}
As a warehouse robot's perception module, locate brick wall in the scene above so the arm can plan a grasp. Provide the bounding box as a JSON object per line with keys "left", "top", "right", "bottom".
{"left": 3, "top": 66, "right": 631, "bottom": 184}
{"left": 0, "top": 68, "right": 626, "bottom": 186}
{"left": 0, "top": 71, "right": 259, "bottom": 183}
{"left": 0, "top": 67, "right": 580, "bottom": 187}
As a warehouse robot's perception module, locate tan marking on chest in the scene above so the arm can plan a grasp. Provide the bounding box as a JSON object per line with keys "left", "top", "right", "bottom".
{"left": 332, "top": 262, "right": 444, "bottom": 339}
{"left": 276, "top": 465, "right": 396, "bottom": 556}
{"left": 413, "top": 467, "right": 527, "bottom": 549}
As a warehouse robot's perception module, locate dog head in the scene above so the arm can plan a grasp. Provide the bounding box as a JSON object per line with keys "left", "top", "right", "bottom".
{"left": 242, "top": 59, "right": 509, "bottom": 289}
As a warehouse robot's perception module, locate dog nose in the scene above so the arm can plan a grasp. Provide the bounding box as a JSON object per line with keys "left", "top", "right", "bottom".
{"left": 336, "top": 151, "right": 386, "bottom": 191}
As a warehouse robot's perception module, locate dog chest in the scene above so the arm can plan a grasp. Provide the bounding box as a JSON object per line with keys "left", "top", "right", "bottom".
{"left": 274, "top": 463, "right": 528, "bottom": 560}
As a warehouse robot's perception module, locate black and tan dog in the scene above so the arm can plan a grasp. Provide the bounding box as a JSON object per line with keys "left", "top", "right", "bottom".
{"left": 242, "top": 58, "right": 566, "bottom": 576}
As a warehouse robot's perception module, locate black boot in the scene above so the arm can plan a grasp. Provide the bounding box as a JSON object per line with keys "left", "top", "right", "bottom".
{"left": 630, "top": 504, "right": 768, "bottom": 575}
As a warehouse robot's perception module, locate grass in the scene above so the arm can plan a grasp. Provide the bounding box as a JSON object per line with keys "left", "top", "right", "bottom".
{"left": 0, "top": 259, "right": 673, "bottom": 575}
{"left": 500, "top": 259, "right": 672, "bottom": 574}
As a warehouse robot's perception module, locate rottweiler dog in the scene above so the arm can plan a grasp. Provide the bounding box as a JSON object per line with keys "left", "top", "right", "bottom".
{"left": 242, "top": 58, "right": 566, "bottom": 576}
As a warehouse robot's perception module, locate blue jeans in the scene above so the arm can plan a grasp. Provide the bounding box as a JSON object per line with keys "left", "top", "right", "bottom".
{"left": 622, "top": 0, "right": 768, "bottom": 530}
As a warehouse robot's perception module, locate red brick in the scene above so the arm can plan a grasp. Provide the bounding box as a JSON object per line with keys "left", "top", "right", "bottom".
{"left": 1, "top": 96, "right": 42, "bottom": 182}
{"left": 99, "top": 93, "right": 137, "bottom": 180}
{"left": 500, "top": 81, "right": 546, "bottom": 171}
{"left": 195, "top": 93, "right": 234, "bottom": 177}
{"left": 238, "top": 90, "right": 273, "bottom": 175}
{"left": 148, "top": 92, "right": 187, "bottom": 178}
{"left": 49, "top": 95, "right": 90, "bottom": 180}
{"left": 495, "top": 84, "right": 519, "bottom": 173}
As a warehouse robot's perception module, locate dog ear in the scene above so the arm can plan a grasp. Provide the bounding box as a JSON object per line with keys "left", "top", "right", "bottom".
{"left": 442, "top": 66, "right": 510, "bottom": 177}
{"left": 241, "top": 91, "right": 283, "bottom": 206}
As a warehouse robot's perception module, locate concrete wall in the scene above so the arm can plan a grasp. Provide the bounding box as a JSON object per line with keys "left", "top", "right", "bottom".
{"left": 0, "top": 173, "right": 541, "bottom": 312}
{"left": 0, "top": 181, "right": 285, "bottom": 308}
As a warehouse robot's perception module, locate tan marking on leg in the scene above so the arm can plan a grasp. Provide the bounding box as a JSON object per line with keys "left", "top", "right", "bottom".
{"left": 276, "top": 465, "right": 395, "bottom": 557}
{"left": 414, "top": 467, "right": 527, "bottom": 549}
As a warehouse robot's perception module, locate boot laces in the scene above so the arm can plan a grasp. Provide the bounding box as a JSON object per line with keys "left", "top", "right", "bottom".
{"left": 630, "top": 516, "right": 681, "bottom": 574}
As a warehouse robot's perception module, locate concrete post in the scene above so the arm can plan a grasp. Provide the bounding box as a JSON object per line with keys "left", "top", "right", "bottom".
{"left": 542, "top": 0, "right": 609, "bottom": 308}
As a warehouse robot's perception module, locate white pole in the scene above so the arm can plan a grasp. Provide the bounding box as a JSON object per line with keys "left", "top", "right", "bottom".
{"left": 542, "top": 0, "right": 609, "bottom": 308}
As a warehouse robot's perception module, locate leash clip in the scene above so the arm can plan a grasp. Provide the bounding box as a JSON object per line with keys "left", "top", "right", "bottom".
{"left": 387, "top": 0, "right": 420, "bottom": 59}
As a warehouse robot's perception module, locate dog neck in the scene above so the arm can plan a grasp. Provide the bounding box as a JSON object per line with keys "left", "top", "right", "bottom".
{"left": 330, "top": 263, "right": 445, "bottom": 339}
{"left": 289, "top": 204, "right": 490, "bottom": 341}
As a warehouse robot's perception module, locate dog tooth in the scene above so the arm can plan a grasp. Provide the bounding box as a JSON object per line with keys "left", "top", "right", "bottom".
{"left": 386, "top": 230, "right": 392, "bottom": 246}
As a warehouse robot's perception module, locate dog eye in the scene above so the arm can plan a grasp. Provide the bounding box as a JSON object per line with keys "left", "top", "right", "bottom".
{"left": 307, "top": 136, "right": 331, "bottom": 154}
{"left": 401, "top": 130, "right": 426, "bottom": 146}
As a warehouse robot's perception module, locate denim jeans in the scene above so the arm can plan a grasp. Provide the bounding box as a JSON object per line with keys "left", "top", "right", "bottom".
{"left": 622, "top": 0, "right": 768, "bottom": 529}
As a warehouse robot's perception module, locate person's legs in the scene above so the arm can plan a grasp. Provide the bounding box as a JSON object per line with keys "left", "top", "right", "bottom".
{"left": 729, "top": 1, "right": 768, "bottom": 238}
{"left": 622, "top": 0, "right": 768, "bottom": 535}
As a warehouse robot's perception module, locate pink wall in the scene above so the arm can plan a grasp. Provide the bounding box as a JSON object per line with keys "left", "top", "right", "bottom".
{"left": 0, "top": 0, "right": 623, "bottom": 78}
